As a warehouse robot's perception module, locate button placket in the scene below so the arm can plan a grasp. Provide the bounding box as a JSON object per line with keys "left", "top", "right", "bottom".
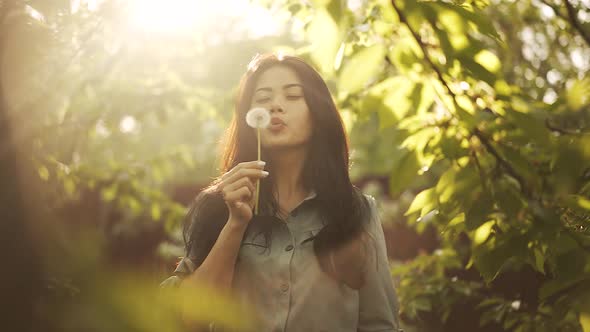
{"left": 277, "top": 223, "right": 295, "bottom": 297}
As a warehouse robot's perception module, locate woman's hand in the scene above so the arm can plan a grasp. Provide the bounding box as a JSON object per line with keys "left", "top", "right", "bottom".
{"left": 215, "top": 160, "right": 268, "bottom": 225}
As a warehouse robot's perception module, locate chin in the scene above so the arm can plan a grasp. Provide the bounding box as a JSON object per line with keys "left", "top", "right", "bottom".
{"left": 262, "top": 140, "right": 308, "bottom": 151}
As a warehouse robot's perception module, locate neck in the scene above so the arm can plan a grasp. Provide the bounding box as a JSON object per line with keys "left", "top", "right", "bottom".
{"left": 268, "top": 145, "right": 309, "bottom": 201}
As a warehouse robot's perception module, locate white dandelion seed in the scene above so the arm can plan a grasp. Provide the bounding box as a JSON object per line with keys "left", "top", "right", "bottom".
{"left": 246, "top": 107, "right": 271, "bottom": 129}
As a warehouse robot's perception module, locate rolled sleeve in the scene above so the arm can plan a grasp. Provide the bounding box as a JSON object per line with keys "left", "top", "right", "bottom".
{"left": 159, "top": 256, "right": 197, "bottom": 289}
{"left": 159, "top": 257, "right": 219, "bottom": 332}
{"left": 358, "top": 195, "right": 403, "bottom": 332}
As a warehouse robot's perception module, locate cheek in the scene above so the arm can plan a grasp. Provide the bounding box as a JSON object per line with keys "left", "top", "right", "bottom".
{"left": 295, "top": 112, "right": 313, "bottom": 139}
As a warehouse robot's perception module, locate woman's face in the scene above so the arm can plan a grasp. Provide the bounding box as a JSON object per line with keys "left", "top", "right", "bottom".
{"left": 250, "top": 65, "right": 313, "bottom": 151}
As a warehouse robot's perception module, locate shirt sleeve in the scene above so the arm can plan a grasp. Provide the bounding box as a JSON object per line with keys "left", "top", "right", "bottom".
{"left": 358, "top": 195, "right": 404, "bottom": 332}
{"left": 158, "top": 256, "right": 197, "bottom": 289}
{"left": 159, "top": 257, "right": 219, "bottom": 332}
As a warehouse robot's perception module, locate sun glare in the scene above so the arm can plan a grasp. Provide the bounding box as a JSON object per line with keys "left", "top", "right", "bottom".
{"left": 129, "top": 0, "right": 203, "bottom": 33}
{"left": 126, "top": 0, "right": 283, "bottom": 38}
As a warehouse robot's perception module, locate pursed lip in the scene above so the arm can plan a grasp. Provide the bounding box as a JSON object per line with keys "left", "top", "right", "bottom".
{"left": 270, "top": 117, "right": 286, "bottom": 126}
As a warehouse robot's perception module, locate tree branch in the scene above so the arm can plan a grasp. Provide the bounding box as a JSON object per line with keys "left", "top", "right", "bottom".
{"left": 564, "top": 0, "right": 590, "bottom": 48}
{"left": 389, "top": 0, "right": 457, "bottom": 101}
{"left": 472, "top": 129, "right": 530, "bottom": 196}
{"left": 389, "top": 0, "right": 529, "bottom": 195}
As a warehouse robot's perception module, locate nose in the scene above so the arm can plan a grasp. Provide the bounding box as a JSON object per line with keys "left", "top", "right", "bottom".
{"left": 269, "top": 97, "right": 284, "bottom": 113}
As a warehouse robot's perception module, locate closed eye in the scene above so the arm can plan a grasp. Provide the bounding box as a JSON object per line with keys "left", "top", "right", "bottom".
{"left": 286, "top": 95, "right": 302, "bottom": 100}
{"left": 255, "top": 97, "right": 270, "bottom": 103}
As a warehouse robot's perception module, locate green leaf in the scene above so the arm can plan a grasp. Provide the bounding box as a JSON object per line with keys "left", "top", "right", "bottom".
{"left": 326, "top": 0, "right": 345, "bottom": 22}
{"left": 437, "top": 8, "right": 469, "bottom": 51}
{"left": 580, "top": 312, "right": 590, "bottom": 332}
{"left": 64, "top": 178, "right": 76, "bottom": 195}
{"left": 401, "top": 126, "right": 439, "bottom": 153}
{"left": 566, "top": 78, "right": 590, "bottom": 111}
{"left": 534, "top": 248, "right": 545, "bottom": 274}
{"left": 504, "top": 109, "right": 551, "bottom": 147}
{"left": 389, "top": 149, "right": 420, "bottom": 196}
{"left": 406, "top": 187, "right": 436, "bottom": 216}
{"left": 338, "top": 44, "right": 386, "bottom": 94}
{"left": 465, "top": 190, "right": 494, "bottom": 230}
{"left": 388, "top": 34, "right": 423, "bottom": 73}
{"left": 459, "top": 56, "right": 497, "bottom": 86}
{"left": 151, "top": 203, "right": 162, "bottom": 221}
{"left": 474, "top": 49, "right": 501, "bottom": 74}
{"left": 38, "top": 165, "right": 50, "bottom": 181}
{"left": 101, "top": 184, "right": 118, "bottom": 202}
{"left": 492, "top": 175, "right": 524, "bottom": 219}
{"left": 539, "top": 274, "right": 590, "bottom": 301}
{"left": 560, "top": 195, "right": 590, "bottom": 214}
{"left": 310, "top": 0, "right": 332, "bottom": 7}
{"left": 471, "top": 233, "right": 528, "bottom": 283}
{"left": 437, "top": 165, "right": 479, "bottom": 207}
{"left": 412, "top": 297, "right": 433, "bottom": 312}
{"left": 473, "top": 220, "right": 494, "bottom": 245}
{"left": 426, "top": 2, "right": 501, "bottom": 41}
{"left": 307, "top": 8, "right": 342, "bottom": 73}
{"left": 383, "top": 80, "right": 415, "bottom": 119}
{"left": 495, "top": 143, "right": 538, "bottom": 191}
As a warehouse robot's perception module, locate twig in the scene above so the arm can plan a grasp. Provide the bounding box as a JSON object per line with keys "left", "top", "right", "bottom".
{"left": 545, "top": 118, "right": 585, "bottom": 135}
{"left": 539, "top": 0, "right": 590, "bottom": 48}
{"left": 391, "top": 0, "right": 590, "bottom": 252}
{"left": 564, "top": 0, "right": 590, "bottom": 48}
{"left": 390, "top": 0, "right": 457, "bottom": 100}
{"left": 538, "top": 0, "right": 568, "bottom": 21}
{"left": 390, "top": 0, "right": 528, "bottom": 195}
{"left": 469, "top": 138, "right": 488, "bottom": 191}
{"left": 472, "top": 129, "right": 530, "bottom": 196}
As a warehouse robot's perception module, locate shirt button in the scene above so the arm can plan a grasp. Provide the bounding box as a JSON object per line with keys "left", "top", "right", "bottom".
{"left": 285, "top": 244, "right": 294, "bottom": 251}
{"left": 280, "top": 283, "right": 289, "bottom": 292}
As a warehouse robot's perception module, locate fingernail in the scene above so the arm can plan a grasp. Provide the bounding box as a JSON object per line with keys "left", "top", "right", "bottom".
{"left": 261, "top": 171, "right": 269, "bottom": 176}
{"left": 258, "top": 161, "right": 266, "bottom": 166}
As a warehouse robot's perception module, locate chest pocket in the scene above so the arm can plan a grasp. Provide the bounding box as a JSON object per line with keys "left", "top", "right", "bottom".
{"left": 240, "top": 231, "right": 269, "bottom": 255}
{"left": 300, "top": 227, "right": 323, "bottom": 245}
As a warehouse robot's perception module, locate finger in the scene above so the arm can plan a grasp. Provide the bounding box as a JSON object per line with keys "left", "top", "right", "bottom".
{"left": 239, "top": 160, "right": 267, "bottom": 169}
{"left": 240, "top": 177, "right": 257, "bottom": 197}
{"left": 225, "top": 161, "right": 266, "bottom": 177}
{"left": 220, "top": 161, "right": 266, "bottom": 186}
{"left": 223, "top": 186, "right": 252, "bottom": 204}
{"left": 224, "top": 177, "right": 256, "bottom": 196}
{"left": 219, "top": 176, "right": 256, "bottom": 200}
{"left": 224, "top": 168, "right": 268, "bottom": 187}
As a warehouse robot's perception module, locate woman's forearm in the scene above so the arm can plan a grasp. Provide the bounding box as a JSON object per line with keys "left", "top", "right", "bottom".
{"left": 181, "top": 217, "right": 247, "bottom": 292}
{"left": 179, "top": 218, "right": 248, "bottom": 330}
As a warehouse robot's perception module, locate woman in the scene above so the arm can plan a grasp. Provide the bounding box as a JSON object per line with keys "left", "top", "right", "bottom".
{"left": 161, "top": 53, "right": 402, "bottom": 332}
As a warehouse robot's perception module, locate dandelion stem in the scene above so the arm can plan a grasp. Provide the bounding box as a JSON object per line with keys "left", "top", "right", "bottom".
{"left": 255, "top": 128, "right": 261, "bottom": 215}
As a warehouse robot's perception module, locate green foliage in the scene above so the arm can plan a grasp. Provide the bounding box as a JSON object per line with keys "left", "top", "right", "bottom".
{"left": 6, "top": 0, "right": 590, "bottom": 330}
{"left": 277, "top": 0, "right": 590, "bottom": 330}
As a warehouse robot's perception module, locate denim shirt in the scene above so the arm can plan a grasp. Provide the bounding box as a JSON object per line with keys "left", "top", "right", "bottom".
{"left": 160, "top": 191, "right": 403, "bottom": 332}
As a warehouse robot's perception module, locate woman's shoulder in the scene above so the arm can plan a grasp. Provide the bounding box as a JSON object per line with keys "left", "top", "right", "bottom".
{"left": 358, "top": 191, "right": 378, "bottom": 218}
{"left": 357, "top": 192, "right": 382, "bottom": 236}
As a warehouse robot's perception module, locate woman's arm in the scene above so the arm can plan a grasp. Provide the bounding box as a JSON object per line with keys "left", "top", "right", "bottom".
{"left": 180, "top": 217, "right": 247, "bottom": 292}
{"left": 158, "top": 216, "right": 248, "bottom": 332}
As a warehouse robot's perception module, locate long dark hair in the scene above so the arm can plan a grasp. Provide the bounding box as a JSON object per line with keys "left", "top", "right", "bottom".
{"left": 182, "top": 53, "right": 374, "bottom": 289}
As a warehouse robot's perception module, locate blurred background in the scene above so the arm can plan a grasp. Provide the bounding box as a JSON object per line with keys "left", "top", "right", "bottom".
{"left": 1, "top": 0, "right": 590, "bottom": 331}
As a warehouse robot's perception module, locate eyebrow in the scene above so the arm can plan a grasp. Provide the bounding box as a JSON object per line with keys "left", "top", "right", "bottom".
{"left": 255, "top": 83, "right": 303, "bottom": 93}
